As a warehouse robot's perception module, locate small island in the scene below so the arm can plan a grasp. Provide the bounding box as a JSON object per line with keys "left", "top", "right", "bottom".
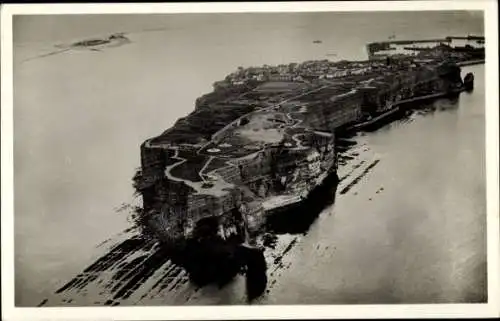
{"left": 70, "top": 32, "right": 131, "bottom": 49}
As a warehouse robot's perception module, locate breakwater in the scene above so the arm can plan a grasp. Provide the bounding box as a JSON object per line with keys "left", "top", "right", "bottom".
{"left": 366, "top": 35, "right": 485, "bottom": 62}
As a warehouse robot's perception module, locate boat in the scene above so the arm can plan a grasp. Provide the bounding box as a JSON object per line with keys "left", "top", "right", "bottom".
{"left": 313, "top": 40, "right": 323, "bottom": 44}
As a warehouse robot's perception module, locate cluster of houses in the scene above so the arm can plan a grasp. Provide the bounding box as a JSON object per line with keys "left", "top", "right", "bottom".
{"left": 215, "top": 60, "right": 401, "bottom": 88}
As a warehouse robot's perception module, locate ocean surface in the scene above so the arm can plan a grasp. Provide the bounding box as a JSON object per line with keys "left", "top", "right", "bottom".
{"left": 13, "top": 11, "right": 486, "bottom": 306}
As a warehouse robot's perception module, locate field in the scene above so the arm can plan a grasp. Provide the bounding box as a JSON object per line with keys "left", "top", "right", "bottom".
{"left": 150, "top": 104, "right": 257, "bottom": 145}
{"left": 299, "top": 85, "right": 354, "bottom": 102}
{"left": 255, "top": 81, "right": 308, "bottom": 93}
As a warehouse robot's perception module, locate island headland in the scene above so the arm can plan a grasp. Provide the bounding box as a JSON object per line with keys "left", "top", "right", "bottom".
{"left": 132, "top": 36, "right": 484, "bottom": 290}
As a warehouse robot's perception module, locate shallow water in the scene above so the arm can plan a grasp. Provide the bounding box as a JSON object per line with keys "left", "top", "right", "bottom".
{"left": 13, "top": 12, "right": 485, "bottom": 306}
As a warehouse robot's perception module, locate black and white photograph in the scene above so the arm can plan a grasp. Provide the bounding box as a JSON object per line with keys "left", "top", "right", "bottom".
{"left": 1, "top": 1, "right": 499, "bottom": 320}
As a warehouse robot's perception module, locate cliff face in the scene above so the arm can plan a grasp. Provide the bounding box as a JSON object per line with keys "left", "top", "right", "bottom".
{"left": 135, "top": 129, "right": 336, "bottom": 246}
{"left": 135, "top": 57, "right": 465, "bottom": 248}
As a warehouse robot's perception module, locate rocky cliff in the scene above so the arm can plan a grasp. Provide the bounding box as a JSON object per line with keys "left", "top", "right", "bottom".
{"left": 135, "top": 128, "right": 336, "bottom": 248}
{"left": 134, "top": 57, "right": 466, "bottom": 252}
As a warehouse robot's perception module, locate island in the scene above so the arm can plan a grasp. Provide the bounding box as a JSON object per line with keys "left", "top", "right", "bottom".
{"left": 70, "top": 32, "right": 131, "bottom": 49}
{"left": 132, "top": 36, "right": 484, "bottom": 286}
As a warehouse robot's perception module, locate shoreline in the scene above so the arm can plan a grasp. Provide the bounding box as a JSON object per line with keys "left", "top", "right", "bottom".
{"left": 456, "top": 59, "right": 485, "bottom": 66}
{"left": 348, "top": 87, "right": 470, "bottom": 132}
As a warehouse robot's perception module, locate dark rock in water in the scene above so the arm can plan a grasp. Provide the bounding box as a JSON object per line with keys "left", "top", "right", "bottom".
{"left": 179, "top": 237, "right": 243, "bottom": 287}
{"left": 176, "top": 241, "right": 268, "bottom": 300}
{"left": 37, "top": 299, "right": 48, "bottom": 307}
{"left": 239, "top": 246, "right": 267, "bottom": 302}
{"left": 464, "top": 72, "right": 474, "bottom": 91}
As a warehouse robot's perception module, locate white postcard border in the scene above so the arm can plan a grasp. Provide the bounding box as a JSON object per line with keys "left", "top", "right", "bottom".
{"left": 1, "top": 1, "right": 498, "bottom": 320}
